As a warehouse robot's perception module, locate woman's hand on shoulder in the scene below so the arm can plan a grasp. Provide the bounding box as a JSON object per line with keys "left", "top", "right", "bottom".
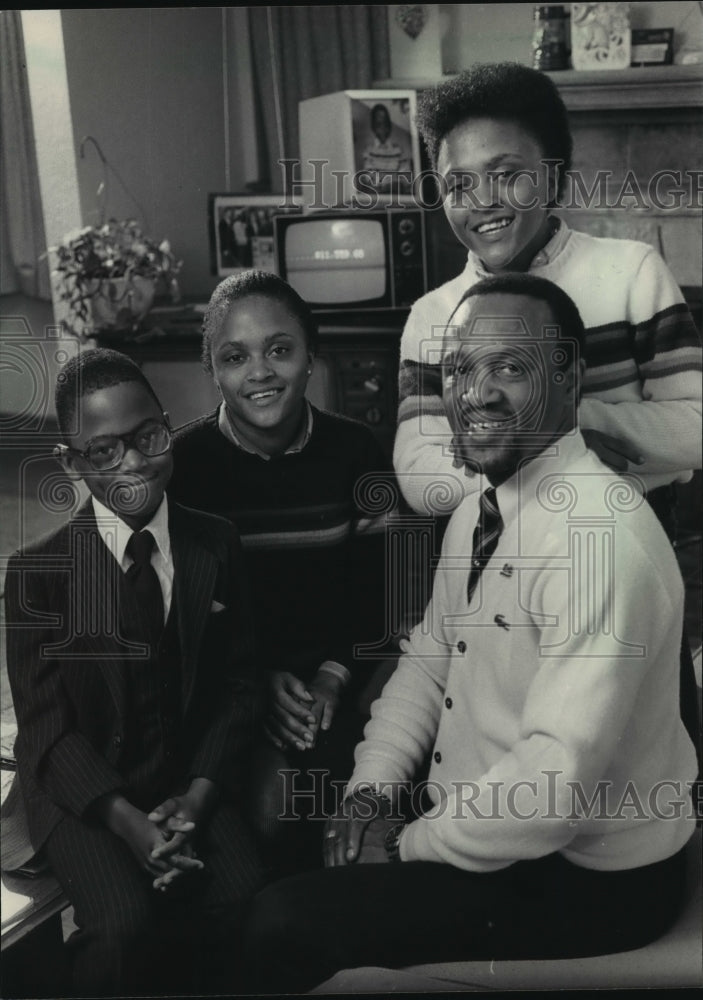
{"left": 582, "top": 429, "right": 644, "bottom": 472}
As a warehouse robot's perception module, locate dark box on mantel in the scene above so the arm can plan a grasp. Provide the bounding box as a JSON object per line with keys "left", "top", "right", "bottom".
{"left": 631, "top": 28, "right": 674, "bottom": 66}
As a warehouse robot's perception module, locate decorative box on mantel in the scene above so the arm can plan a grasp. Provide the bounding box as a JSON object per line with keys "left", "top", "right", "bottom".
{"left": 571, "top": 2, "right": 631, "bottom": 71}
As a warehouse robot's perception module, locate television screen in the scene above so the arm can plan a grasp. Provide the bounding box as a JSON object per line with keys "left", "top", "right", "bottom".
{"left": 284, "top": 218, "right": 386, "bottom": 304}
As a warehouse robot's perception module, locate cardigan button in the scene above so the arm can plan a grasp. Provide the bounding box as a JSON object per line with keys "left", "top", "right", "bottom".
{"left": 445, "top": 697, "right": 453, "bottom": 709}
{"left": 457, "top": 641, "right": 467, "bottom": 654}
{"left": 433, "top": 751, "right": 442, "bottom": 764}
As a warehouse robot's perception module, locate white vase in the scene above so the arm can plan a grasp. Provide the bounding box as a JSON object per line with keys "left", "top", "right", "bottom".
{"left": 88, "top": 275, "right": 156, "bottom": 331}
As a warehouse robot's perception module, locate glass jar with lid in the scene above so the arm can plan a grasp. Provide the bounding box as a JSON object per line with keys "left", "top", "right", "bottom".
{"left": 532, "top": 5, "right": 569, "bottom": 71}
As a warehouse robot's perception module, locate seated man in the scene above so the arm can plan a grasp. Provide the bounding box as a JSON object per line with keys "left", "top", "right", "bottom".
{"left": 243, "top": 274, "right": 699, "bottom": 994}
{"left": 4, "top": 349, "right": 265, "bottom": 997}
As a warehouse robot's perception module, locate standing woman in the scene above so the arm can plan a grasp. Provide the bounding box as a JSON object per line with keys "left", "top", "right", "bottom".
{"left": 169, "top": 270, "right": 391, "bottom": 873}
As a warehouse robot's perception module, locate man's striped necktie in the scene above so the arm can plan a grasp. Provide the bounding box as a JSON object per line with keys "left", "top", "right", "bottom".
{"left": 467, "top": 487, "right": 503, "bottom": 606}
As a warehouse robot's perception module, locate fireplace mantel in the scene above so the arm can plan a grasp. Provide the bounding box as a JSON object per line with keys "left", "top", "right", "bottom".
{"left": 374, "top": 64, "right": 703, "bottom": 112}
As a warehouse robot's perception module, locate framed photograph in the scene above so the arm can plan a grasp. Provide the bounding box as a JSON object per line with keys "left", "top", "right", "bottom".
{"left": 298, "top": 89, "right": 421, "bottom": 208}
{"left": 208, "top": 194, "right": 303, "bottom": 277}
{"left": 349, "top": 90, "right": 420, "bottom": 199}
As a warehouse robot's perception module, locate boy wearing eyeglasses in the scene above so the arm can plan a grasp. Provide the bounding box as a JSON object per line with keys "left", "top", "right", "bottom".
{"left": 4, "top": 348, "right": 264, "bottom": 997}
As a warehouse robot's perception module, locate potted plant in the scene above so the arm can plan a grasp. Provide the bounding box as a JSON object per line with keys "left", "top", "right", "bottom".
{"left": 49, "top": 218, "right": 182, "bottom": 342}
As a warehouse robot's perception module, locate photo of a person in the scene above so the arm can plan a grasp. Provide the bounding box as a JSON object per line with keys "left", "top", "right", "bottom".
{"left": 211, "top": 197, "right": 302, "bottom": 277}
{"left": 362, "top": 104, "right": 411, "bottom": 175}
{"left": 232, "top": 211, "right": 252, "bottom": 267}
{"left": 218, "top": 208, "right": 237, "bottom": 268}
{"left": 352, "top": 96, "right": 416, "bottom": 196}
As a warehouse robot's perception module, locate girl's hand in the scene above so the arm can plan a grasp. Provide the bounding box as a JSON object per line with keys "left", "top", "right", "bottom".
{"left": 306, "top": 671, "right": 345, "bottom": 746}
{"left": 265, "top": 670, "right": 316, "bottom": 751}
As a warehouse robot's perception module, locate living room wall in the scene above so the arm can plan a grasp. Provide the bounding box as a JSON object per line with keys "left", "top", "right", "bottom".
{"left": 61, "top": 8, "right": 256, "bottom": 300}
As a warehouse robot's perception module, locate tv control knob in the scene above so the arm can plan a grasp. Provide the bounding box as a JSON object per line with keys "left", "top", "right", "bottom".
{"left": 364, "top": 376, "right": 382, "bottom": 393}
{"left": 398, "top": 217, "right": 415, "bottom": 235}
{"left": 366, "top": 407, "right": 382, "bottom": 425}
{"left": 399, "top": 239, "right": 415, "bottom": 257}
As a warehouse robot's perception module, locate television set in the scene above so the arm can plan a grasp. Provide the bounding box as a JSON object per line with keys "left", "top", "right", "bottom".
{"left": 273, "top": 208, "right": 427, "bottom": 312}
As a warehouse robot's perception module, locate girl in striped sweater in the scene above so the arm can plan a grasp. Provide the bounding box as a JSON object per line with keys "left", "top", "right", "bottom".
{"left": 170, "top": 271, "right": 392, "bottom": 872}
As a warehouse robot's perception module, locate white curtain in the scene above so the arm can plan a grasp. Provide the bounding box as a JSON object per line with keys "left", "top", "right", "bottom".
{"left": 0, "top": 10, "right": 51, "bottom": 299}
{"left": 247, "top": 5, "right": 390, "bottom": 192}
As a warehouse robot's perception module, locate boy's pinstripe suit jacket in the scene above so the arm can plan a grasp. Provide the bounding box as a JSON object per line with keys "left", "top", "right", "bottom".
{"left": 3, "top": 497, "right": 261, "bottom": 869}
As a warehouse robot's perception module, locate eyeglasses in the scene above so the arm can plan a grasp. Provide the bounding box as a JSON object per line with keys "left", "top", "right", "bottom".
{"left": 66, "top": 419, "right": 172, "bottom": 471}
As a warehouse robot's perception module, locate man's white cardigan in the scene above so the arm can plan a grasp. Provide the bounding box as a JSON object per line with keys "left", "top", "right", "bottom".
{"left": 350, "top": 433, "right": 698, "bottom": 871}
